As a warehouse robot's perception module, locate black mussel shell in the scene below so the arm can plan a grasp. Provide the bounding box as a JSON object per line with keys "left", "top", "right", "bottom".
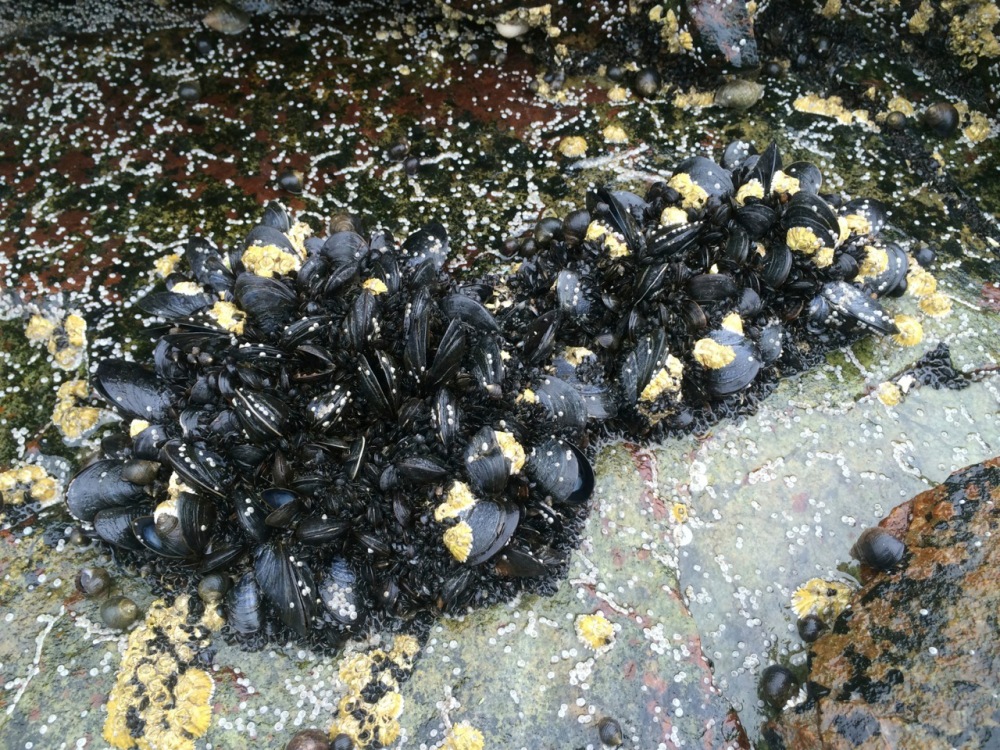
{"left": 185, "top": 236, "right": 234, "bottom": 294}
{"left": 850, "top": 527, "right": 905, "bottom": 571}
{"left": 534, "top": 376, "right": 588, "bottom": 432}
{"left": 527, "top": 438, "right": 594, "bottom": 505}
{"left": 319, "top": 558, "right": 361, "bottom": 626}
{"left": 226, "top": 572, "right": 263, "bottom": 635}
{"left": 232, "top": 388, "right": 288, "bottom": 443}
{"left": 699, "top": 328, "right": 762, "bottom": 397}
{"left": 234, "top": 274, "right": 298, "bottom": 334}
{"left": 401, "top": 221, "right": 448, "bottom": 271}
{"left": 842, "top": 197, "right": 887, "bottom": 237}
{"left": 757, "top": 242, "right": 793, "bottom": 289}
{"left": 161, "top": 440, "right": 227, "bottom": 497}
{"left": 463, "top": 500, "right": 521, "bottom": 566}
{"left": 673, "top": 156, "right": 734, "bottom": 202}
{"left": 783, "top": 161, "right": 822, "bottom": 194}
{"left": 67, "top": 459, "right": 148, "bottom": 522}
{"left": 464, "top": 427, "right": 510, "bottom": 498}
{"left": 94, "top": 359, "right": 174, "bottom": 422}
{"left": 721, "top": 139, "right": 756, "bottom": 170}
{"left": 255, "top": 543, "right": 317, "bottom": 636}
{"left": 809, "top": 281, "right": 898, "bottom": 336}
{"left": 93, "top": 505, "right": 147, "bottom": 550}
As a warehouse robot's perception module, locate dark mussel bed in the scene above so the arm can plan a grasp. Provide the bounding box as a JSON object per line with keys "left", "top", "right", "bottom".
{"left": 65, "top": 142, "right": 940, "bottom": 649}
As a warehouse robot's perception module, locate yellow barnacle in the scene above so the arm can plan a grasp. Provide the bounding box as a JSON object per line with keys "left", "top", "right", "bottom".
{"left": 286, "top": 221, "right": 312, "bottom": 256}
{"left": 442, "top": 722, "right": 486, "bottom": 750}
{"left": 434, "top": 481, "right": 477, "bottom": 522}
{"left": 667, "top": 172, "right": 709, "bottom": 209}
{"left": 585, "top": 221, "right": 630, "bottom": 258}
{"left": 876, "top": 381, "right": 903, "bottom": 406}
{"left": 735, "top": 179, "right": 765, "bottom": 206}
{"left": 575, "top": 612, "right": 615, "bottom": 650}
{"left": 842, "top": 213, "right": 873, "bottom": 237}
{"left": 906, "top": 265, "right": 937, "bottom": 297}
{"left": 836, "top": 216, "right": 851, "bottom": 246}
{"left": 154, "top": 252, "right": 182, "bottom": 278}
{"left": 785, "top": 226, "right": 822, "bottom": 255}
{"left": 169, "top": 281, "right": 204, "bottom": 296}
{"left": 495, "top": 431, "right": 526, "bottom": 474}
{"left": 25, "top": 314, "right": 56, "bottom": 343}
{"left": 362, "top": 278, "right": 388, "bottom": 295}
{"left": 53, "top": 380, "right": 101, "bottom": 441}
{"left": 242, "top": 243, "right": 302, "bottom": 277}
{"left": 103, "top": 597, "right": 215, "bottom": 750}
{"left": 0, "top": 463, "right": 58, "bottom": 507}
{"left": 209, "top": 300, "right": 245, "bottom": 335}
{"left": 443, "top": 521, "right": 474, "bottom": 563}
{"left": 339, "top": 652, "right": 377, "bottom": 693}
{"left": 639, "top": 355, "right": 684, "bottom": 402}
{"left": 720, "top": 312, "right": 744, "bottom": 335}
{"left": 770, "top": 170, "right": 800, "bottom": 197}
{"left": 791, "top": 578, "right": 853, "bottom": 619}
{"left": 814, "top": 246, "right": 835, "bottom": 268}
{"left": 373, "top": 690, "right": 404, "bottom": 723}
{"left": 602, "top": 123, "right": 628, "bottom": 144}
{"left": 671, "top": 502, "right": 689, "bottom": 524}
{"left": 390, "top": 634, "right": 422, "bottom": 663}
{"left": 856, "top": 245, "right": 889, "bottom": 281}
{"left": 518, "top": 388, "right": 538, "bottom": 404}
{"left": 64, "top": 314, "right": 87, "bottom": 348}
{"left": 919, "top": 292, "right": 952, "bottom": 317}
{"left": 659, "top": 206, "right": 689, "bottom": 227}
{"left": 693, "top": 338, "right": 736, "bottom": 369}
{"left": 129, "top": 419, "right": 150, "bottom": 437}
{"left": 558, "top": 135, "right": 587, "bottom": 158}
{"left": 562, "top": 346, "right": 595, "bottom": 366}
{"left": 892, "top": 315, "right": 923, "bottom": 347}
{"left": 607, "top": 85, "right": 629, "bottom": 103}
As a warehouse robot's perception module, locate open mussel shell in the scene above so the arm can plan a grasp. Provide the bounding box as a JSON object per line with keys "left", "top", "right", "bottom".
{"left": 862, "top": 243, "right": 908, "bottom": 298}
{"left": 782, "top": 191, "right": 840, "bottom": 245}
{"left": 527, "top": 438, "right": 595, "bottom": 505}
{"left": 358, "top": 350, "right": 400, "bottom": 417}
{"left": 95, "top": 360, "right": 175, "bottom": 421}
{"left": 261, "top": 488, "right": 303, "bottom": 528}
{"left": 185, "top": 236, "right": 234, "bottom": 294}
{"left": 255, "top": 543, "right": 317, "bottom": 636}
{"left": 67, "top": 459, "right": 149, "bottom": 522}
{"left": 619, "top": 329, "right": 668, "bottom": 405}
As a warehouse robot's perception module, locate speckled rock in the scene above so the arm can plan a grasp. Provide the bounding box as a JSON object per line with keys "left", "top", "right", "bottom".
{"left": 761, "top": 457, "right": 1000, "bottom": 749}
{"left": 687, "top": 0, "right": 759, "bottom": 68}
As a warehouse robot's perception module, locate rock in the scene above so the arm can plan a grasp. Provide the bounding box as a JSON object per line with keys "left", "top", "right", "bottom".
{"left": 763, "top": 457, "right": 1000, "bottom": 748}
{"left": 687, "top": 0, "right": 759, "bottom": 68}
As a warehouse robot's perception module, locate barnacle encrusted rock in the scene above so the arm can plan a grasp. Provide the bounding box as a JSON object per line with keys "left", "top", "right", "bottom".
{"left": 765, "top": 458, "right": 1000, "bottom": 749}
{"left": 103, "top": 596, "right": 214, "bottom": 750}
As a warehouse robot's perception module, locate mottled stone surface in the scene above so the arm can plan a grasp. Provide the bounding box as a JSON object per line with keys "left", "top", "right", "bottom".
{"left": 761, "top": 457, "right": 1000, "bottom": 749}
{"left": 687, "top": 0, "right": 758, "bottom": 68}
{"left": 0, "top": 1, "right": 999, "bottom": 749}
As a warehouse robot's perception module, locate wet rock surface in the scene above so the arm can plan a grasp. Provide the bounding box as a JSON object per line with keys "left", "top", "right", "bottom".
{"left": 0, "top": 1, "right": 998, "bottom": 749}
{"left": 762, "top": 457, "right": 1000, "bottom": 749}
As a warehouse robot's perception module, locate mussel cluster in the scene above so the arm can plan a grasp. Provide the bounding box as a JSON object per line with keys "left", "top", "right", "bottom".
{"left": 503, "top": 140, "right": 925, "bottom": 435}
{"left": 67, "top": 204, "right": 595, "bottom": 647}
{"left": 66, "top": 141, "right": 930, "bottom": 647}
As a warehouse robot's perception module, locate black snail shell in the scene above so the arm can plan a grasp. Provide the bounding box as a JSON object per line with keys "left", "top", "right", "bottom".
{"left": 850, "top": 527, "right": 906, "bottom": 571}
{"left": 75, "top": 566, "right": 112, "bottom": 598}
{"left": 597, "top": 716, "right": 623, "bottom": 746}
{"left": 759, "top": 664, "right": 799, "bottom": 709}
{"left": 796, "top": 614, "right": 827, "bottom": 643}
{"left": 100, "top": 596, "right": 140, "bottom": 630}
{"left": 66, "top": 141, "right": 940, "bottom": 649}
{"left": 921, "top": 101, "right": 960, "bottom": 138}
